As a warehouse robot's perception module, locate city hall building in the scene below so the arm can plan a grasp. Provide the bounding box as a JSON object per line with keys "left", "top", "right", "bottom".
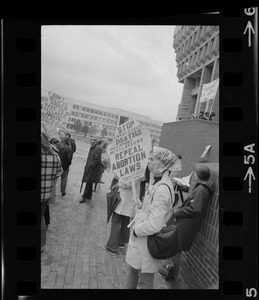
{"left": 41, "top": 88, "right": 162, "bottom": 143}
{"left": 173, "top": 25, "right": 219, "bottom": 121}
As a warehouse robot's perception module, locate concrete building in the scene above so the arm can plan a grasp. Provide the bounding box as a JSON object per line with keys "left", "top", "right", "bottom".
{"left": 41, "top": 88, "right": 162, "bottom": 143}
{"left": 173, "top": 25, "right": 219, "bottom": 122}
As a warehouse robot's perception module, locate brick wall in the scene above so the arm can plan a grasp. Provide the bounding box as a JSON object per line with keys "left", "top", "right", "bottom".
{"left": 180, "top": 163, "right": 219, "bottom": 289}
{"left": 159, "top": 121, "right": 219, "bottom": 289}
{"left": 159, "top": 119, "right": 219, "bottom": 177}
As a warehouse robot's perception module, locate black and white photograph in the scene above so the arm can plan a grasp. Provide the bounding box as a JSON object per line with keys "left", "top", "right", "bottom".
{"left": 40, "top": 25, "right": 220, "bottom": 289}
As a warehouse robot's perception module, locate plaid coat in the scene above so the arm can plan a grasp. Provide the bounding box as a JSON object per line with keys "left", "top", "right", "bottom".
{"left": 41, "top": 149, "right": 63, "bottom": 202}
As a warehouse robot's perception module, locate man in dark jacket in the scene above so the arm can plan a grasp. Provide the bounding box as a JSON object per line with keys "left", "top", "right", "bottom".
{"left": 65, "top": 132, "right": 76, "bottom": 155}
{"left": 159, "top": 163, "right": 215, "bottom": 282}
{"left": 80, "top": 136, "right": 102, "bottom": 203}
{"left": 55, "top": 137, "right": 73, "bottom": 196}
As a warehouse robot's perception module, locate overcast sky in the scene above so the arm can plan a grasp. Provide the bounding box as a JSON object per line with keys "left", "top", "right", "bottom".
{"left": 42, "top": 25, "right": 183, "bottom": 123}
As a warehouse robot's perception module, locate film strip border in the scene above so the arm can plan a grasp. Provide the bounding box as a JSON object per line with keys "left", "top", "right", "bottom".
{"left": 220, "top": 7, "right": 258, "bottom": 299}
{"left": 2, "top": 10, "right": 258, "bottom": 299}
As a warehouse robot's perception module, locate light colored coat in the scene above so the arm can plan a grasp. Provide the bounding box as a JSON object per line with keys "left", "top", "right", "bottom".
{"left": 125, "top": 170, "right": 174, "bottom": 273}
{"left": 114, "top": 179, "right": 141, "bottom": 218}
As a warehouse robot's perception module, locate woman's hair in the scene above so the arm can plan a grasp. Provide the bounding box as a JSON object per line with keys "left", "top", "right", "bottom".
{"left": 41, "top": 132, "right": 53, "bottom": 154}
{"left": 61, "top": 136, "right": 71, "bottom": 146}
{"left": 176, "top": 153, "right": 182, "bottom": 160}
{"left": 195, "top": 164, "right": 210, "bottom": 181}
{"left": 197, "top": 157, "right": 209, "bottom": 163}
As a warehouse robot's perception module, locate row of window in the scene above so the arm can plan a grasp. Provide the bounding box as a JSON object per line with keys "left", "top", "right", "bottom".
{"left": 176, "top": 37, "right": 219, "bottom": 79}
{"left": 68, "top": 117, "right": 117, "bottom": 131}
{"left": 71, "top": 109, "right": 161, "bottom": 131}
{"left": 68, "top": 117, "right": 161, "bottom": 137}
{"left": 176, "top": 33, "right": 219, "bottom": 66}
{"left": 173, "top": 26, "right": 218, "bottom": 51}
{"left": 71, "top": 111, "right": 118, "bottom": 125}
{"left": 72, "top": 105, "right": 118, "bottom": 119}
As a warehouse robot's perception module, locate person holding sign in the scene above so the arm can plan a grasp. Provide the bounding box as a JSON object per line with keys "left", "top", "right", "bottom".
{"left": 104, "top": 177, "right": 141, "bottom": 255}
{"left": 123, "top": 146, "right": 180, "bottom": 289}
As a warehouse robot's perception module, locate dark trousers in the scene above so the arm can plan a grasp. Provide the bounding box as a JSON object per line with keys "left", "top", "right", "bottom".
{"left": 106, "top": 212, "right": 130, "bottom": 252}
{"left": 61, "top": 168, "right": 69, "bottom": 193}
{"left": 41, "top": 200, "right": 48, "bottom": 245}
{"left": 82, "top": 182, "right": 93, "bottom": 199}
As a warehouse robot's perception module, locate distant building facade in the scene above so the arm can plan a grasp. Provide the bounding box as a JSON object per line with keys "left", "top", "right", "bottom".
{"left": 41, "top": 88, "right": 162, "bottom": 143}
{"left": 173, "top": 26, "right": 219, "bottom": 122}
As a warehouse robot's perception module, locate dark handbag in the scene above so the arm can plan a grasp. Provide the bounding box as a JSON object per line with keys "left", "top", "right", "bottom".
{"left": 147, "top": 183, "right": 179, "bottom": 259}
{"left": 147, "top": 219, "right": 179, "bottom": 259}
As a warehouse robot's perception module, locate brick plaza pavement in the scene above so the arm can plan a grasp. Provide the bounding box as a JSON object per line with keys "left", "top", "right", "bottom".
{"left": 41, "top": 152, "right": 188, "bottom": 289}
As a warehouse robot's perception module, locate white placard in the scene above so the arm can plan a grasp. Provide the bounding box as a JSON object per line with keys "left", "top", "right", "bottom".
{"left": 109, "top": 119, "right": 152, "bottom": 183}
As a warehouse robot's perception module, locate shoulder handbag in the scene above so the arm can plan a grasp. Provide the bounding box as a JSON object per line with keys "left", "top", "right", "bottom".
{"left": 147, "top": 183, "right": 179, "bottom": 259}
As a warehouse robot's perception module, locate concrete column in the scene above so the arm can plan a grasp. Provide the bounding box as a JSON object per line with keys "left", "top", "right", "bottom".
{"left": 177, "top": 77, "right": 195, "bottom": 120}
{"left": 181, "top": 77, "right": 195, "bottom": 105}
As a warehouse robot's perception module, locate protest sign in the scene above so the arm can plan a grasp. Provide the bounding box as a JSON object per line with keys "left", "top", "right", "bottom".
{"left": 41, "top": 91, "right": 72, "bottom": 128}
{"left": 41, "top": 121, "right": 60, "bottom": 141}
{"left": 109, "top": 119, "right": 152, "bottom": 183}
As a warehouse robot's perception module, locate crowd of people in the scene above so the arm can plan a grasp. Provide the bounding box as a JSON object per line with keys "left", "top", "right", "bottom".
{"left": 41, "top": 128, "right": 215, "bottom": 289}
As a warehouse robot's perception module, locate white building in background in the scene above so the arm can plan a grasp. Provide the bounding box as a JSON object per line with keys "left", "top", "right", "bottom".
{"left": 41, "top": 88, "right": 162, "bottom": 143}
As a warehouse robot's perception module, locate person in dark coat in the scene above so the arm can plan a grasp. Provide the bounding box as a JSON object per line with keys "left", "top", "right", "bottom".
{"left": 159, "top": 163, "right": 215, "bottom": 282}
{"left": 65, "top": 132, "right": 76, "bottom": 155}
{"left": 55, "top": 136, "right": 73, "bottom": 196}
{"left": 80, "top": 136, "right": 103, "bottom": 203}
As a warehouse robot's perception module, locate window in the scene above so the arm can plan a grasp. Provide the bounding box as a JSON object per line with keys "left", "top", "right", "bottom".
{"left": 90, "top": 109, "right": 94, "bottom": 113}
{"left": 73, "top": 105, "right": 76, "bottom": 109}
{"left": 82, "top": 107, "right": 85, "bottom": 111}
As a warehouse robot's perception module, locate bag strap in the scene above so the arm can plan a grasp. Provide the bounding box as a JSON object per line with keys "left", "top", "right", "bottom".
{"left": 151, "top": 183, "right": 176, "bottom": 207}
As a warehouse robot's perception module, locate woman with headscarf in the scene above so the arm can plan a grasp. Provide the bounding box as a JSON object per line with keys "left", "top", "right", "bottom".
{"left": 123, "top": 146, "right": 180, "bottom": 289}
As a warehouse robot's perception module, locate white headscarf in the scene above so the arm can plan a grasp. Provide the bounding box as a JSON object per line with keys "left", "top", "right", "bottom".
{"left": 152, "top": 146, "right": 182, "bottom": 175}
